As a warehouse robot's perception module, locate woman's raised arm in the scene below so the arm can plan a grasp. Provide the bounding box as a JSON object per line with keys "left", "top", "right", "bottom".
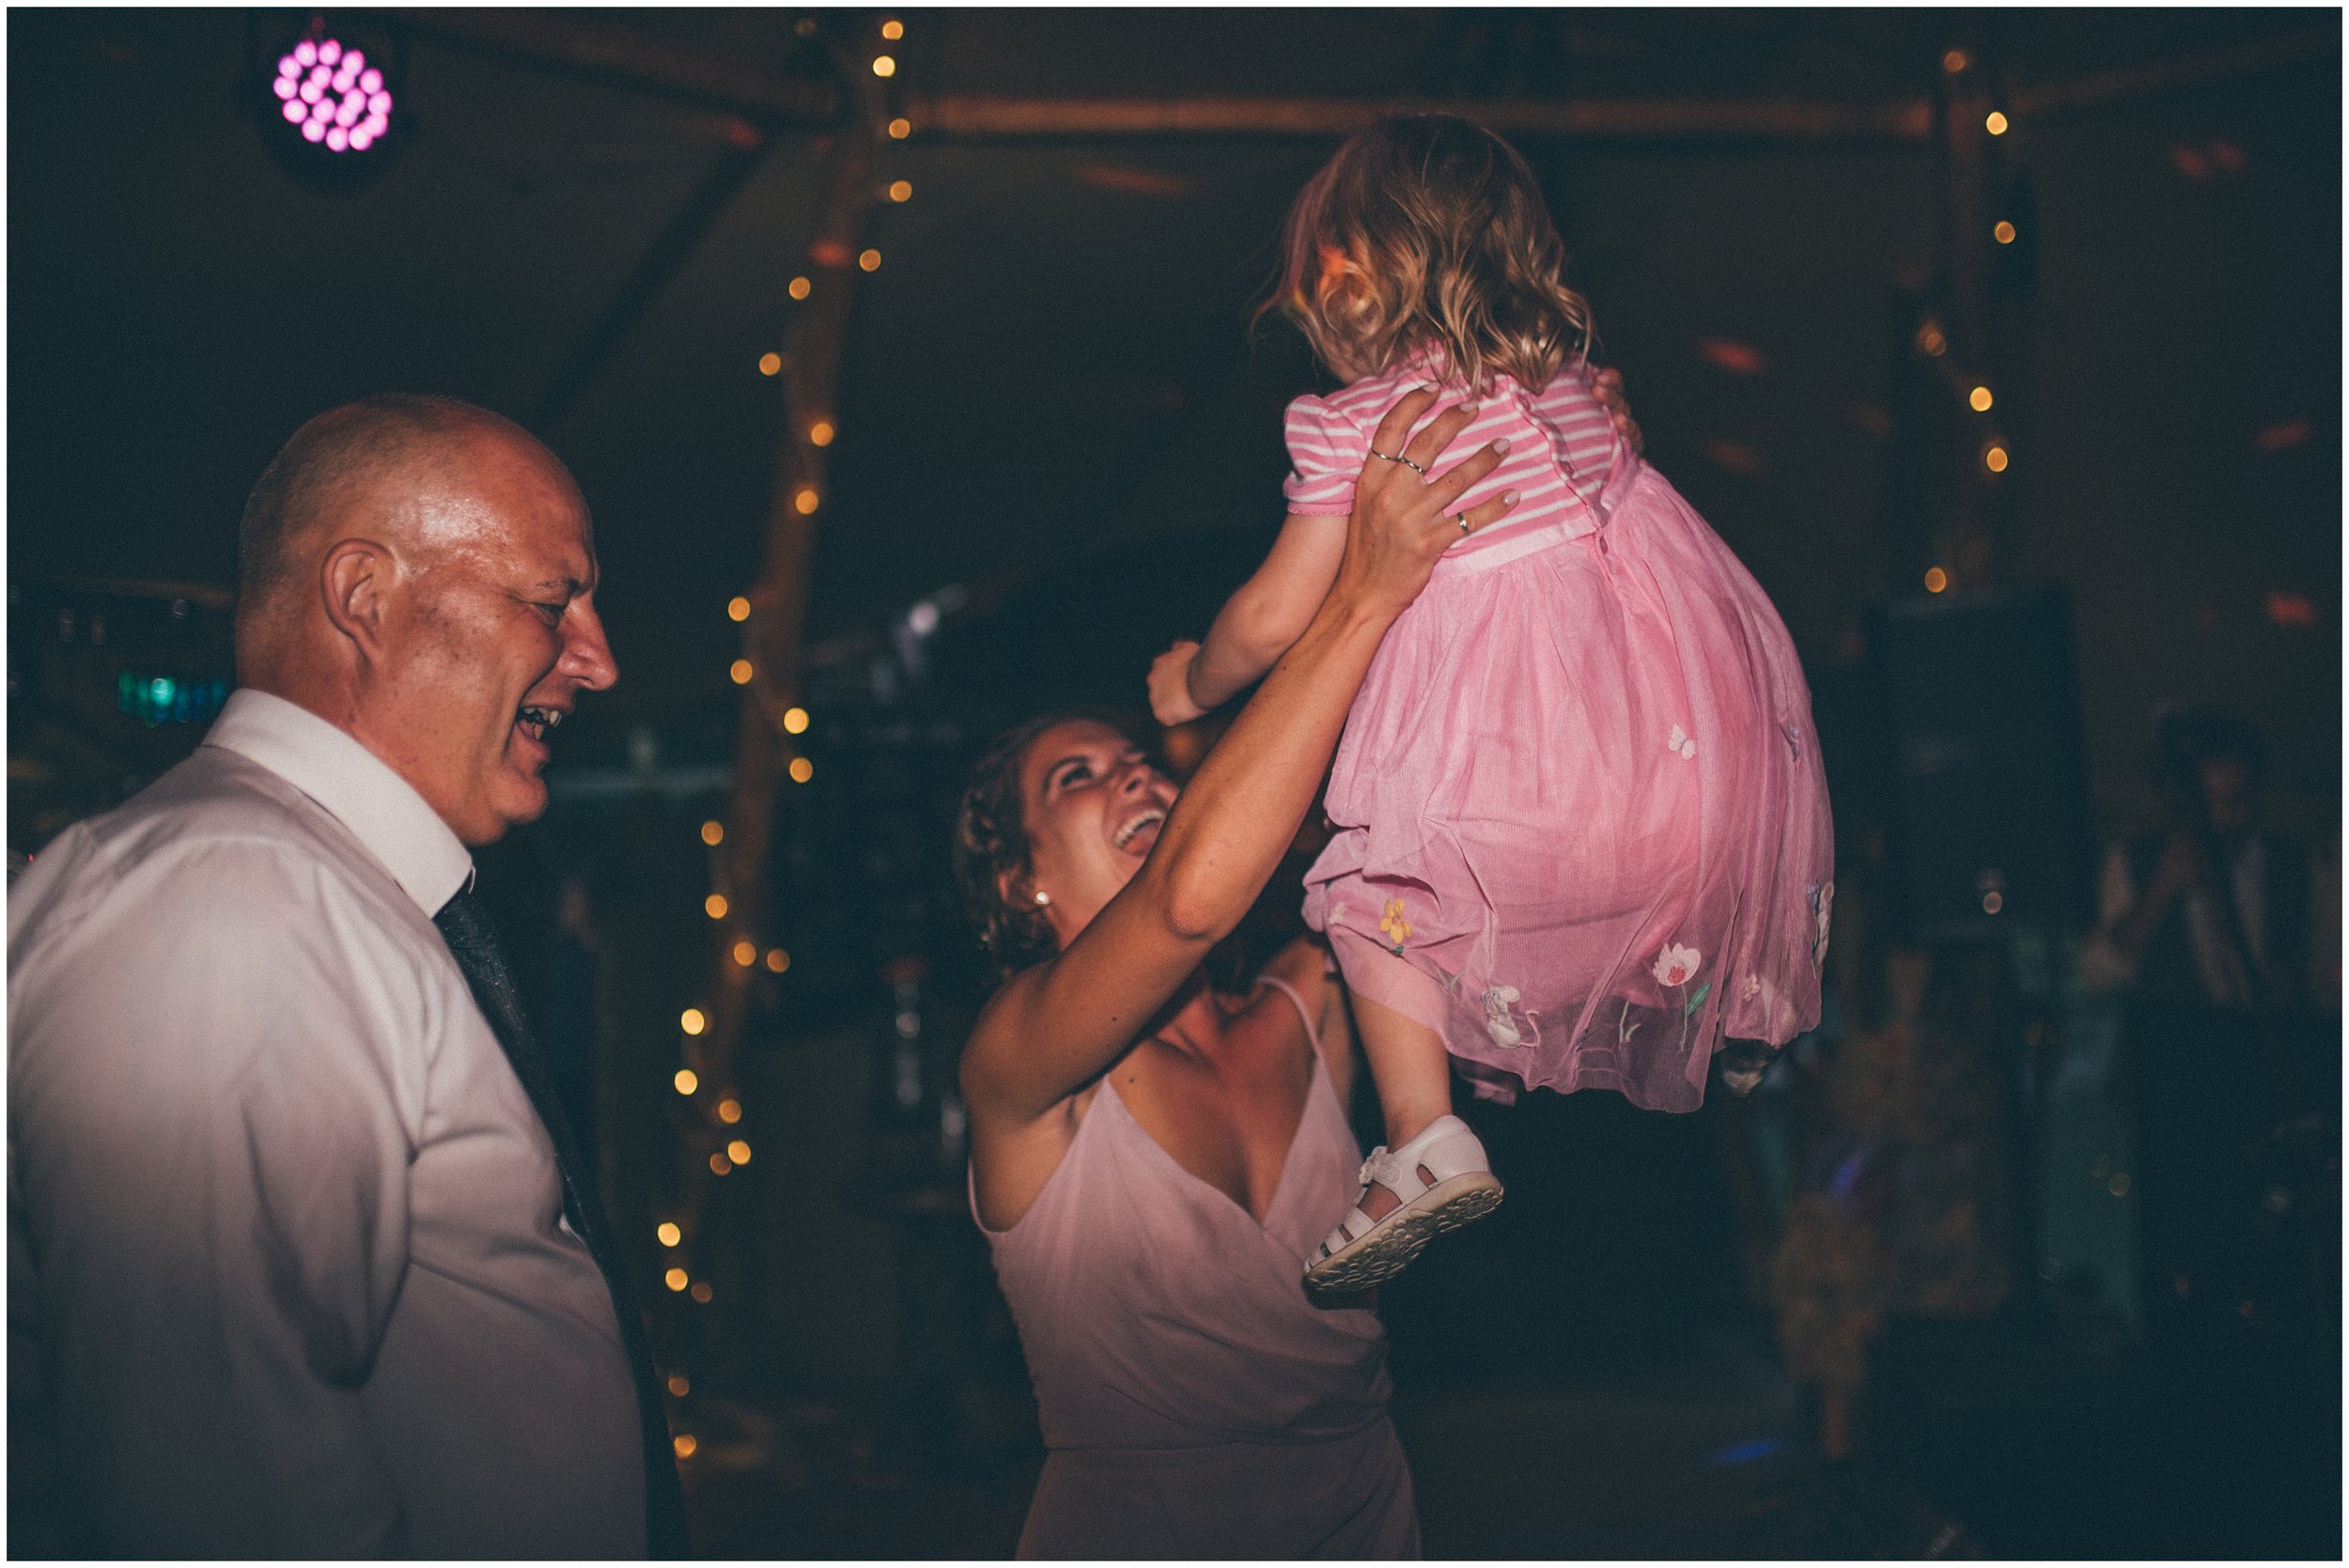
{"left": 963, "top": 389, "right": 1517, "bottom": 1125}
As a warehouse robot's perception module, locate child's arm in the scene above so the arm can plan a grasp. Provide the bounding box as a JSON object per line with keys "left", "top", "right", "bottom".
{"left": 1150, "top": 513, "right": 1348, "bottom": 725}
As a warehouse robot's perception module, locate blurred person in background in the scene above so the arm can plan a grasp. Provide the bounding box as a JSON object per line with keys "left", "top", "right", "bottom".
{"left": 2079, "top": 709, "right": 2336, "bottom": 1344}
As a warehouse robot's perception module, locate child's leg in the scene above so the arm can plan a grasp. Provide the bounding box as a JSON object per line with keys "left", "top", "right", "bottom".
{"left": 1348, "top": 991, "right": 1456, "bottom": 1221}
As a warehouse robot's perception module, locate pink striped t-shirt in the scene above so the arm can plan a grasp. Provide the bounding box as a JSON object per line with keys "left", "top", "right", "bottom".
{"left": 1282, "top": 353, "right": 1624, "bottom": 550}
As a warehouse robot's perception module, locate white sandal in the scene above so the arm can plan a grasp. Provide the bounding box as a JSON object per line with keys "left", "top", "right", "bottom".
{"left": 1304, "top": 1114, "right": 1503, "bottom": 1292}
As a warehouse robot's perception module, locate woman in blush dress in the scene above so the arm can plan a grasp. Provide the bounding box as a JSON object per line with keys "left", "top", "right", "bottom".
{"left": 954, "top": 389, "right": 1516, "bottom": 1559}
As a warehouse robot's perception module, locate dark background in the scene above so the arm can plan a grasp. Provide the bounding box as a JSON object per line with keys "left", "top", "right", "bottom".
{"left": 9, "top": 8, "right": 2340, "bottom": 1558}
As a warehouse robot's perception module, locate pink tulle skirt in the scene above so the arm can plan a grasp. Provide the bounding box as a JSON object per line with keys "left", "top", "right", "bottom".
{"left": 1303, "top": 455, "right": 1833, "bottom": 1113}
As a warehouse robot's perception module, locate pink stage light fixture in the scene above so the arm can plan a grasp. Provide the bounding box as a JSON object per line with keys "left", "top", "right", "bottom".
{"left": 274, "top": 35, "right": 392, "bottom": 155}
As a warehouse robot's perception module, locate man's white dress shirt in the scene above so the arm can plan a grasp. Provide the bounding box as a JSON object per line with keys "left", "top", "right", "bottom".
{"left": 8, "top": 690, "right": 644, "bottom": 1557}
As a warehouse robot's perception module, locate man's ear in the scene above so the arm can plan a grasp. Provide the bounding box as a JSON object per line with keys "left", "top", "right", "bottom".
{"left": 319, "top": 538, "right": 393, "bottom": 659}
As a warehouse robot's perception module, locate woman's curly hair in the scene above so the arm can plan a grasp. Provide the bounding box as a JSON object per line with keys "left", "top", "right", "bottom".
{"left": 952, "top": 709, "right": 1144, "bottom": 983}
{"left": 1262, "top": 113, "right": 1594, "bottom": 396}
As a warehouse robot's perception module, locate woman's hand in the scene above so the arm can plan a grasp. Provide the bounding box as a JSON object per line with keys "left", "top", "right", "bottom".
{"left": 1591, "top": 366, "right": 1643, "bottom": 456}
{"left": 1326, "top": 387, "right": 1519, "bottom": 621}
{"left": 1148, "top": 640, "right": 1209, "bottom": 727}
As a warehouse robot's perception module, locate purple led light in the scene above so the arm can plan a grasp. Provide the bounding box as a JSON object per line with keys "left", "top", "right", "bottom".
{"left": 275, "top": 35, "right": 394, "bottom": 152}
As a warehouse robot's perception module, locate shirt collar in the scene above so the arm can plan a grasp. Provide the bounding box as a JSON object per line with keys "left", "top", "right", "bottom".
{"left": 203, "top": 688, "right": 475, "bottom": 917}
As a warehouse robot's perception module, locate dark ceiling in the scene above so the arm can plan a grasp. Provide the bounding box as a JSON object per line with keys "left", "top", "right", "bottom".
{"left": 8, "top": 8, "right": 2340, "bottom": 822}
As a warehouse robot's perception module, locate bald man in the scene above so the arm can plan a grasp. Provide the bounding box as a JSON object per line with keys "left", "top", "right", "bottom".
{"left": 8, "top": 396, "right": 687, "bottom": 1557}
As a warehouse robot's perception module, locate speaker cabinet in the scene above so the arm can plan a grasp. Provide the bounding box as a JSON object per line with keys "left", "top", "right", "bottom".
{"left": 1864, "top": 583, "right": 2096, "bottom": 941}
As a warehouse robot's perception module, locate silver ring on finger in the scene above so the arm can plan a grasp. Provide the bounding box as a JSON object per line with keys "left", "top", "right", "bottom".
{"left": 1366, "top": 445, "right": 1404, "bottom": 465}
{"left": 1455, "top": 512, "right": 1470, "bottom": 535}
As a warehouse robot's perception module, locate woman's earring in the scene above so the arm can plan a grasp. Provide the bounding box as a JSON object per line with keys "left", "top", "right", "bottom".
{"left": 1033, "top": 890, "right": 1050, "bottom": 907}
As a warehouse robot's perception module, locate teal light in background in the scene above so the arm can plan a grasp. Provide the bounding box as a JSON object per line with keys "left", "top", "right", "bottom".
{"left": 116, "top": 674, "right": 228, "bottom": 725}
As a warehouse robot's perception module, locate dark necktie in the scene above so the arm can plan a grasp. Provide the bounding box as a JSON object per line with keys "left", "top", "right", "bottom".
{"left": 434, "top": 886, "right": 690, "bottom": 1559}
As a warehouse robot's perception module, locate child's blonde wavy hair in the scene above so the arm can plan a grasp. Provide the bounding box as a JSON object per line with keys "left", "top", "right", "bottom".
{"left": 1264, "top": 114, "right": 1594, "bottom": 395}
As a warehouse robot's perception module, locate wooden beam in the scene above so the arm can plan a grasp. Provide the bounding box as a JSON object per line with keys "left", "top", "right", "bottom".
{"left": 391, "top": 8, "right": 837, "bottom": 125}
{"left": 904, "top": 93, "right": 1937, "bottom": 143}
{"left": 2010, "top": 25, "right": 2334, "bottom": 119}
{"left": 675, "top": 41, "right": 892, "bottom": 1312}
{"left": 532, "top": 140, "right": 771, "bottom": 429}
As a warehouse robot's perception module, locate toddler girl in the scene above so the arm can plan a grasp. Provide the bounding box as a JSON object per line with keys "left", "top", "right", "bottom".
{"left": 1148, "top": 115, "right": 1833, "bottom": 1292}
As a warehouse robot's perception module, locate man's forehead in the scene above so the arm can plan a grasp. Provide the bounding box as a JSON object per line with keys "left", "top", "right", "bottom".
{"left": 414, "top": 433, "right": 593, "bottom": 558}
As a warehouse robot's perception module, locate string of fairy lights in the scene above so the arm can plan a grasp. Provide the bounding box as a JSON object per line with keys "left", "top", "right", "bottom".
{"left": 651, "top": 13, "right": 911, "bottom": 1463}
{"left": 1917, "top": 44, "right": 2021, "bottom": 599}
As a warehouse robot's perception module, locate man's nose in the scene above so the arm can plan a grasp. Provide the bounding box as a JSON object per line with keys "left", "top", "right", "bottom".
{"left": 563, "top": 598, "right": 619, "bottom": 691}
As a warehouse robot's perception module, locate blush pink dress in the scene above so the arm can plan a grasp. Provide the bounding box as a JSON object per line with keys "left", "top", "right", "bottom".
{"left": 973, "top": 977, "right": 1420, "bottom": 1559}
{"left": 1285, "top": 352, "right": 1834, "bottom": 1112}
